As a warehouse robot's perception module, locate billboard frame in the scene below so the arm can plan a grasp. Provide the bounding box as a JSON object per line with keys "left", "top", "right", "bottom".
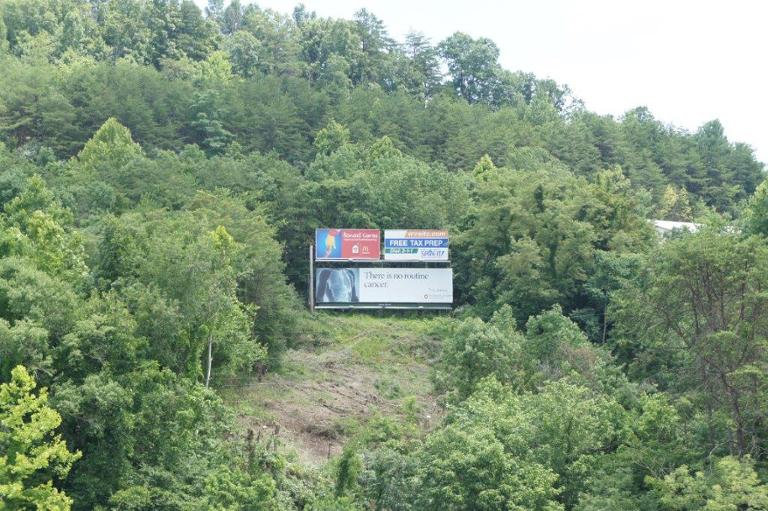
{"left": 312, "top": 265, "right": 453, "bottom": 310}
{"left": 309, "top": 226, "right": 453, "bottom": 311}
{"left": 314, "top": 304, "right": 453, "bottom": 310}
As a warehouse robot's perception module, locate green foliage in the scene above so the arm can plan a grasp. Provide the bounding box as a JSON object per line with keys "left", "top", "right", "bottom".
{"left": 648, "top": 456, "right": 768, "bottom": 511}
{"left": 59, "top": 292, "right": 145, "bottom": 381}
{"left": 0, "top": 3, "right": 760, "bottom": 211}
{"left": 0, "top": 144, "right": 301, "bottom": 510}
{"left": 454, "top": 165, "right": 653, "bottom": 322}
{"left": 314, "top": 119, "right": 350, "bottom": 156}
{"left": 75, "top": 117, "right": 143, "bottom": 170}
{"left": 433, "top": 310, "right": 525, "bottom": 399}
{"left": 658, "top": 185, "right": 694, "bottom": 221}
{"left": 0, "top": 3, "right": 767, "bottom": 510}
{"left": 613, "top": 227, "right": 768, "bottom": 458}
{"left": 472, "top": 153, "right": 497, "bottom": 179}
{"left": 466, "top": 380, "right": 621, "bottom": 507}
{"left": 574, "top": 391, "right": 699, "bottom": 511}
{"left": 334, "top": 445, "right": 362, "bottom": 498}
{"left": 415, "top": 422, "right": 562, "bottom": 510}
{"left": 0, "top": 256, "right": 79, "bottom": 347}
{"left": 0, "top": 319, "right": 51, "bottom": 383}
{"left": 524, "top": 304, "right": 588, "bottom": 362}
{"left": 438, "top": 32, "right": 502, "bottom": 105}
{"left": 0, "top": 16, "right": 8, "bottom": 54}
{"left": 2, "top": 176, "right": 87, "bottom": 284}
{"left": 406, "top": 378, "right": 623, "bottom": 510}
{"left": 0, "top": 365, "right": 81, "bottom": 510}
{"left": 93, "top": 209, "right": 265, "bottom": 381}
{"left": 436, "top": 303, "right": 620, "bottom": 396}
{"left": 745, "top": 177, "right": 768, "bottom": 236}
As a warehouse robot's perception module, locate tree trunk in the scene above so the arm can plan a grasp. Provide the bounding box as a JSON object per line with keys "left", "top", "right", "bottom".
{"left": 205, "top": 336, "right": 213, "bottom": 388}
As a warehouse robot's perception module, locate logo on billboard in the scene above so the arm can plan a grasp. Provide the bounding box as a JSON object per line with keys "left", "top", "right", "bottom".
{"left": 315, "top": 229, "right": 381, "bottom": 260}
{"left": 384, "top": 230, "right": 449, "bottom": 261}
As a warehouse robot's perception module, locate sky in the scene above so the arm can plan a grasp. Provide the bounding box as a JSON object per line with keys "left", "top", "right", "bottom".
{"left": 208, "top": 0, "right": 768, "bottom": 163}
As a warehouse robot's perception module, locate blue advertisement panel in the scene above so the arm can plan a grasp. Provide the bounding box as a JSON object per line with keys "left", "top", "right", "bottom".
{"left": 383, "top": 229, "right": 449, "bottom": 261}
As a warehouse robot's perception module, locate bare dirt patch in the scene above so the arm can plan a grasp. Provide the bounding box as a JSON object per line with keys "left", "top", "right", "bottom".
{"left": 221, "top": 317, "right": 443, "bottom": 466}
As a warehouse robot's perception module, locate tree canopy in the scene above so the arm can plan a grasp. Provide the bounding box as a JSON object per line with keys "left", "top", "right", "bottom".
{"left": 0, "top": 1, "right": 766, "bottom": 509}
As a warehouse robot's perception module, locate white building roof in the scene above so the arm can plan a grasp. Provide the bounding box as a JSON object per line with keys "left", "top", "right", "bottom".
{"left": 652, "top": 220, "right": 700, "bottom": 235}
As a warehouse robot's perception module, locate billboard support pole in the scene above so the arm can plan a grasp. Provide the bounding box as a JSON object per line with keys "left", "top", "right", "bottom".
{"left": 309, "top": 244, "right": 315, "bottom": 313}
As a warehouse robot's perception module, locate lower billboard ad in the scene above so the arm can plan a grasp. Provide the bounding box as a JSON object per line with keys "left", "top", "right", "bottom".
{"left": 314, "top": 268, "right": 453, "bottom": 308}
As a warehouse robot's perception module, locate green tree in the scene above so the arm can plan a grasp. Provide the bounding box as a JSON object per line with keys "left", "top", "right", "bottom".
{"left": 452, "top": 379, "right": 621, "bottom": 509}
{"left": 415, "top": 423, "right": 562, "bottom": 511}
{"left": 176, "top": 0, "right": 219, "bottom": 62}
{"left": 658, "top": 185, "right": 693, "bottom": 221}
{"left": 401, "top": 32, "right": 442, "bottom": 98}
{"left": 58, "top": 293, "right": 145, "bottom": 383}
{"left": 188, "top": 90, "right": 233, "bottom": 154}
{"left": 76, "top": 117, "right": 143, "bottom": 170}
{"left": 0, "top": 59, "right": 78, "bottom": 155}
{"left": 613, "top": 227, "right": 768, "bottom": 458}
{"left": 0, "top": 15, "right": 9, "bottom": 55}
{"left": 335, "top": 445, "right": 362, "bottom": 498}
{"left": 648, "top": 456, "right": 768, "bottom": 511}
{"left": 0, "top": 365, "right": 81, "bottom": 510}
{"left": 240, "top": 7, "right": 302, "bottom": 77}
{"left": 100, "top": 0, "right": 153, "bottom": 63}
{"left": 745, "top": 178, "right": 768, "bottom": 237}
{"left": 2, "top": 176, "right": 87, "bottom": 285}
{"left": 92, "top": 209, "right": 268, "bottom": 380}
{"left": 438, "top": 32, "right": 501, "bottom": 105}
{"left": 576, "top": 392, "right": 699, "bottom": 511}
{"left": 314, "top": 119, "right": 350, "bottom": 156}
{"left": 350, "top": 9, "right": 394, "bottom": 86}
{"left": 0, "top": 257, "right": 80, "bottom": 356}
{"left": 454, "top": 165, "right": 651, "bottom": 321}
{"left": 225, "top": 30, "right": 261, "bottom": 78}
{"left": 297, "top": 17, "right": 362, "bottom": 87}
{"left": 432, "top": 310, "right": 524, "bottom": 399}
{"left": 0, "top": 319, "right": 51, "bottom": 385}
{"left": 472, "top": 154, "right": 496, "bottom": 180}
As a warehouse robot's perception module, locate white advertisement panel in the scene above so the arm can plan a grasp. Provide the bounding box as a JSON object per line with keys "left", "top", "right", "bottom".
{"left": 315, "top": 268, "right": 453, "bottom": 305}
{"left": 384, "top": 229, "right": 449, "bottom": 261}
{"left": 359, "top": 268, "right": 452, "bottom": 303}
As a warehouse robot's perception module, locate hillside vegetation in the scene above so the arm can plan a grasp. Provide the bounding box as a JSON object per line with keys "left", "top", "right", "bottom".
{"left": 219, "top": 315, "right": 443, "bottom": 466}
{"left": 1, "top": 1, "right": 768, "bottom": 510}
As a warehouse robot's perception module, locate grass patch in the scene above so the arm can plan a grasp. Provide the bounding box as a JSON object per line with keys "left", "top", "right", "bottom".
{"left": 374, "top": 377, "right": 403, "bottom": 399}
{"left": 275, "top": 357, "right": 311, "bottom": 380}
{"left": 298, "top": 312, "right": 447, "bottom": 367}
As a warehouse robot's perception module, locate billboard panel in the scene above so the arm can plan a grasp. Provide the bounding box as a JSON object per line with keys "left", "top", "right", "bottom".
{"left": 384, "top": 229, "right": 449, "bottom": 261}
{"left": 315, "top": 229, "right": 380, "bottom": 260}
{"left": 315, "top": 268, "right": 453, "bottom": 306}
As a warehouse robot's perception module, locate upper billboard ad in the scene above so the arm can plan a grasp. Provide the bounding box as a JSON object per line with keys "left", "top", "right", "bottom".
{"left": 383, "top": 229, "right": 449, "bottom": 261}
{"left": 315, "top": 228, "right": 381, "bottom": 260}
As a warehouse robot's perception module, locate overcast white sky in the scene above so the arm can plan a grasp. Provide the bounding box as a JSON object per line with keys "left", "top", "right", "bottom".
{"left": 213, "top": 0, "right": 768, "bottom": 163}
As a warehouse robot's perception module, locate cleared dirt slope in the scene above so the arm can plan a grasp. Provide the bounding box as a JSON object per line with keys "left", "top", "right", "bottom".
{"left": 219, "top": 314, "right": 446, "bottom": 466}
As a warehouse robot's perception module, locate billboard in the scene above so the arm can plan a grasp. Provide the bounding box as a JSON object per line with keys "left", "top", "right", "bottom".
{"left": 315, "top": 229, "right": 381, "bottom": 260}
{"left": 315, "top": 268, "right": 453, "bottom": 307}
{"left": 384, "top": 229, "right": 449, "bottom": 261}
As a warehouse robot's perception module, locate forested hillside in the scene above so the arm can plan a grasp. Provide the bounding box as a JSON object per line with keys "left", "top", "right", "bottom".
{"left": 1, "top": 1, "right": 767, "bottom": 510}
